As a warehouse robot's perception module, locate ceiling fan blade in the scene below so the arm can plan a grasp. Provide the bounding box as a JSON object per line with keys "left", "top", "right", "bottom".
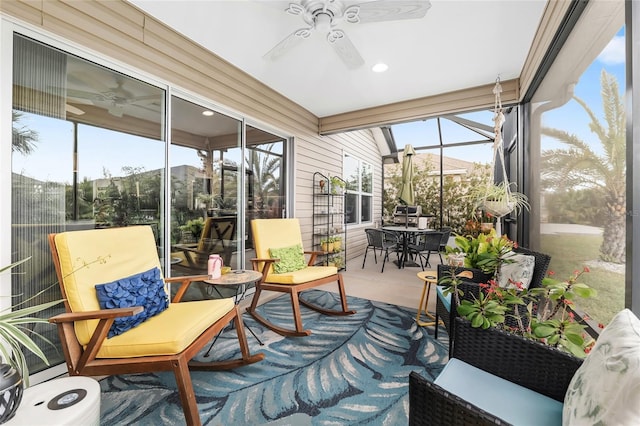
{"left": 329, "top": 30, "right": 365, "bottom": 70}
{"left": 356, "top": 0, "right": 431, "bottom": 23}
{"left": 108, "top": 104, "right": 124, "bottom": 118}
{"left": 66, "top": 88, "right": 105, "bottom": 104}
{"left": 263, "top": 28, "right": 311, "bottom": 61}
{"left": 65, "top": 104, "right": 85, "bottom": 116}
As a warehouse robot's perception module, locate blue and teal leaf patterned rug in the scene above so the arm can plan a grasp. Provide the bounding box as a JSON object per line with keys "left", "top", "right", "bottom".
{"left": 99, "top": 290, "right": 448, "bottom": 425}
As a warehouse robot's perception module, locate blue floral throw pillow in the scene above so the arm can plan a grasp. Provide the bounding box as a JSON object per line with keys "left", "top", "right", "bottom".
{"left": 95, "top": 267, "right": 169, "bottom": 338}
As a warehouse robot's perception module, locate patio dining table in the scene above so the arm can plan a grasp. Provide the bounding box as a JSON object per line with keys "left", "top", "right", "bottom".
{"left": 381, "top": 225, "right": 434, "bottom": 269}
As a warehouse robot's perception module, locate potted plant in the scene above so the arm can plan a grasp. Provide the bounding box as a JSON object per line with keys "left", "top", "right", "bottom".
{"left": 180, "top": 217, "right": 205, "bottom": 240}
{"left": 0, "top": 259, "right": 63, "bottom": 383}
{"left": 331, "top": 236, "right": 342, "bottom": 252}
{"left": 467, "top": 181, "right": 530, "bottom": 218}
{"left": 0, "top": 258, "right": 64, "bottom": 422}
{"left": 450, "top": 265, "right": 597, "bottom": 358}
{"left": 329, "top": 176, "right": 345, "bottom": 195}
{"left": 320, "top": 238, "right": 334, "bottom": 253}
{"left": 444, "top": 228, "right": 515, "bottom": 277}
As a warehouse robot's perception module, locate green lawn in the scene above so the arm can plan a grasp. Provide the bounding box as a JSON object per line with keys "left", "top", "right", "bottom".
{"left": 540, "top": 234, "right": 624, "bottom": 325}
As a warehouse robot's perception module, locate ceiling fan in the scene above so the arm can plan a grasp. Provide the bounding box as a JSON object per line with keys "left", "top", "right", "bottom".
{"left": 66, "top": 74, "right": 160, "bottom": 118}
{"left": 264, "top": 0, "right": 431, "bottom": 69}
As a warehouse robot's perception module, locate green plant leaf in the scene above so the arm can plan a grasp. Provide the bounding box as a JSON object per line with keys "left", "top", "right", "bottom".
{"left": 532, "top": 324, "right": 557, "bottom": 338}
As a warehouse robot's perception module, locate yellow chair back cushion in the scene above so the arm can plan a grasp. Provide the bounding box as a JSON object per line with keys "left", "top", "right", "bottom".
{"left": 251, "top": 218, "right": 338, "bottom": 284}
{"left": 54, "top": 226, "right": 164, "bottom": 345}
{"left": 252, "top": 218, "right": 304, "bottom": 271}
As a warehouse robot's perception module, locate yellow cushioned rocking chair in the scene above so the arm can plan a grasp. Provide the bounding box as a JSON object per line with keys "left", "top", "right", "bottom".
{"left": 249, "top": 218, "right": 355, "bottom": 337}
{"left": 48, "top": 226, "right": 264, "bottom": 426}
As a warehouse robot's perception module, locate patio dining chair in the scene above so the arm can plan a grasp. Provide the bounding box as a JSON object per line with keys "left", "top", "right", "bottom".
{"left": 407, "top": 231, "right": 444, "bottom": 270}
{"left": 362, "top": 228, "right": 400, "bottom": 273}
{"left": 249, "top": 218, "right": 356, "bottom": 336}
{"left": 48, "top": 225, "right": 264, "bottom": 426}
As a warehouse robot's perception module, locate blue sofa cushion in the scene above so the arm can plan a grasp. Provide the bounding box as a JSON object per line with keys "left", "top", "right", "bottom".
{"left": 95, "top": 267, "right": 169, "bottom": 338}
{"left": 436, "top": 285, "right": 451, "bottom": 312}
{"left": 435, "top": 358, "right": 563, "bottom": 425}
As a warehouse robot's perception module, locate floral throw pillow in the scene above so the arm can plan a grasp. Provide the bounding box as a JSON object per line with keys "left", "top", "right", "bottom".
{"left": 563, "top": 309, "right": 640, "bottom": 425}
{"left": 497, "top": 252, "right": 535, "bottom": 289}
{"left": 95, "top": 267, "right": 169, "bottom": 338}
{"left": 269, "top": 244, "right": 307, "bottom": 274}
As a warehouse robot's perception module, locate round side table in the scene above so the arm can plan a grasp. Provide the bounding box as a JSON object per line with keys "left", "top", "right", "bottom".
{"left": 416, "top": 271, "right": 442, "bottom": 327}
{"left": 203, "top": 269, "right": 264, "bottom": 352}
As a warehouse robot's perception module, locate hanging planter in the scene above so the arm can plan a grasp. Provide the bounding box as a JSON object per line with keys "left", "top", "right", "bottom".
{"left": 468, "top": 78, "right": 530, "bottom": 220}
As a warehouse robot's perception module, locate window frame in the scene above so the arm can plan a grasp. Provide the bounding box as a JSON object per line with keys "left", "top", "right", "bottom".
{"left": 343, "top": 153, "right": 373, "bottom": 226}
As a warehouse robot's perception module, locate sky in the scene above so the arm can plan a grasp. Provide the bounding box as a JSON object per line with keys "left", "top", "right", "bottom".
{"left": 13, "top": 27, "right": 627, "bottom": 184}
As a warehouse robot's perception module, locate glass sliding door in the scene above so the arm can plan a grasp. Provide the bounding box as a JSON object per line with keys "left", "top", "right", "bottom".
{"left": 11, "top": 34, "right": 165, "bottom": 377}
{"left": 169, "top": 96, "right": 241, "bottom": 295}
{"left": 245, "top": 125, "right": 287, "bottom": 265}
{"left": 169, "top": 98, "right": 287, "bottom": 296}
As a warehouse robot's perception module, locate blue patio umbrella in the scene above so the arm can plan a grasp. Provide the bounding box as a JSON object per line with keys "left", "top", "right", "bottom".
{"left": 399, "top": 144, "right": 416, "bottom": 227}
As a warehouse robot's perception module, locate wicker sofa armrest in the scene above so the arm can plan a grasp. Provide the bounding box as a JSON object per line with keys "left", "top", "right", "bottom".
{"left": 409, "top": 371, "right": 507, "bottom": 426}
{"left": 453, "top": 317, "right": 583, "bottom": 401}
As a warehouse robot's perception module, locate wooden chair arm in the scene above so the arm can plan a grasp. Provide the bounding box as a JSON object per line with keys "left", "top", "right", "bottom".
{"left": 172, "top": 245, "right": 201, "bottom": 254}
{"left": 304, "top": 250, "right": 323, "bottom": 265}
{"left": 165, "top": 275, "right": 209, "bottom": 283}
{"left": 167, "top": 275, "right": 210, "bottom": 303}
{"left": 250, "top": 258, "right": 277, "bottom": 280}
{"left": 48, "top": 306, "right": 144, "bottom": 323}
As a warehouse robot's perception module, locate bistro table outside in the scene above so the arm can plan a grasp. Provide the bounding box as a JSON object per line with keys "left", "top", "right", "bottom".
{"left": 381, "top": 225, "right": 433, "bottom": 268}
{"left": 203, "top": 269, "right": 264, "bottom": 353}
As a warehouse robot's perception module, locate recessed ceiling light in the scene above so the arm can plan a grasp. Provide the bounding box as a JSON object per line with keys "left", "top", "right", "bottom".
{"left": 372, "top": 63, "right": 388, "bottom": 73}
{"left": 202, "top": 110, "right": 214, "bottom": 116}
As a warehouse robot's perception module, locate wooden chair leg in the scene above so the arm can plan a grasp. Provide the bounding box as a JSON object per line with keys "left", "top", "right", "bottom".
{"left": 290, "top": 288, "right": 306, "bottom": 334}
{"left": 172, "top": 358, "right": 201, "bottom": 426}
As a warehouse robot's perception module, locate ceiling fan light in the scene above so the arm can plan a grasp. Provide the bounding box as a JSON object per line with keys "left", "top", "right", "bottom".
{"left": 315, "top": 12, "right": 332, "bottom": 33}
{"left": 372, "top": 63, "right": 388, "bottom": 73}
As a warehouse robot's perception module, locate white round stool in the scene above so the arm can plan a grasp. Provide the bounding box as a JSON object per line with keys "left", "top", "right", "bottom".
{"left": 6, "top": 376, "right": 100, "bottom": 425}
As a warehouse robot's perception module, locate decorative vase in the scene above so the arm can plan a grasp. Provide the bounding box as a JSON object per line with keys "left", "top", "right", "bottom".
{"left": 0, "top": 364, "right": 23, "bottom": 424}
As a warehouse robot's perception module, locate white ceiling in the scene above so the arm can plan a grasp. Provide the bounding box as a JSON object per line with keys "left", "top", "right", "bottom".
{"left": 129, "top": 0, "right": 547, "bottom": 118}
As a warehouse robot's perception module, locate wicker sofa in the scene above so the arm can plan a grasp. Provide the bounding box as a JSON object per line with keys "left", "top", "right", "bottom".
{"left": 411, "top": 309, "right": 640, "bottom": 425}
{"left": 409, "top": 317, "right": 582, "bottom": 425}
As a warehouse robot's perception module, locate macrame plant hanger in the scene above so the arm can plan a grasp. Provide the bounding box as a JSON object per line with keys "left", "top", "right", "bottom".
{"left": 485, "top": 77, "right": 514, "bottom": 236}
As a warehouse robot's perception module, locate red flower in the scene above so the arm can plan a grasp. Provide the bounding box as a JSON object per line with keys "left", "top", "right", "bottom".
{"left": 583, "top": 266, "right": 590, "bottom": 273}
{"left": 598, "top": 323, "right": 605, "bottom": 329}
{"left": 548, "top": 271, "right": 555, "bottom": 276}
{"left": 568, "top": 311, "right": 575, "bottom": 319}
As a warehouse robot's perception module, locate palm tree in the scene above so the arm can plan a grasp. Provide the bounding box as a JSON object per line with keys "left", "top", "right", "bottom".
{"left": 246, "top": 144, "right": 281, "bottom": 214}
{"left": 541, "top": 69, "right": 625, "bottom": 263}
{"left": 12, "top": 110, "right": 39, "bottom": 154}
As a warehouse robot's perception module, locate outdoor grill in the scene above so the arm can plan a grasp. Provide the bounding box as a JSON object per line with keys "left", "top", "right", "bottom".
{"left": 392, "top": 205, "right": 422, "bottom": 226}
